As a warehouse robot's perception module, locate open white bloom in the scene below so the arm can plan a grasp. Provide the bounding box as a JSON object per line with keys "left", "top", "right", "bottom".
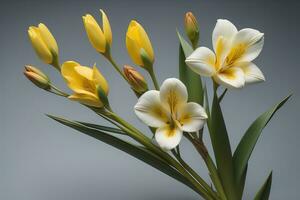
{"left": 134, "top": 78, "right": 207, "bottom": 150}
{"left": 186, "top": 19, "right": 265, "bottom": 89}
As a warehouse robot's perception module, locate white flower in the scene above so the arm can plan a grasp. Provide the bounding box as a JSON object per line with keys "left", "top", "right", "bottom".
{"left": 134, "top": 78, "right": 207, "bottom": 150}
{"left": 185, "top": 19, "right": 265, "bottom": 89}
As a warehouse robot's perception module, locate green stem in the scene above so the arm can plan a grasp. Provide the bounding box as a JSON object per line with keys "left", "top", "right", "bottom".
{"left": 185, "top": 134, "right": 227, "bottom": 200}
{"left": 51, "top": 56, "right": 61, "bottom": 72}
{"left": 107, "top": 56, "right": 127, "bottom": 81}
{"left": 51, "top": 85, "right": 69, "bottom": 97}
{"left": 148, "top": 68, "right": 160, "bottom": 90}
{"left": 213, "top": 80, "right": 219, "bottom": 93}
{"left": 171, "top": 150, "right": 219, "bottom": 200}
{"left": 105, "top": 111, "right": 214, "bottom": 199}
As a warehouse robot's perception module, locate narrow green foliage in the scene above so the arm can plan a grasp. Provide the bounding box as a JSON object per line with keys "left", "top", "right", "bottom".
{"left": 46, "top": 115, "right": 202, "bottom": 195}
{"left": 233, "top": 95, "right": 291, "bottom": 189}
{"left": 75, "top": 121, "right": 126, "bottom": 134}
{"left": 210, "top": 91, "right": 237, "bottom": 200}
{"left": 254, "top": 172, "right": 273, "bottom": 200}
{"left": 177, "top": 31, "right": 203, "bottom": 105}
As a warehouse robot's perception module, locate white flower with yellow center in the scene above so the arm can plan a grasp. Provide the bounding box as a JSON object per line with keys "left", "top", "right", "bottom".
{"left": 134, "top": 78, "right": 207, "bottom": 150}
{"left": 186, "top": 19, "right": 265, "bottom": 89}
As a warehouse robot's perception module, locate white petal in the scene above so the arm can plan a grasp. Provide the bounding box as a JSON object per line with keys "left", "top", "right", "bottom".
{"left": 155, "top": 125, "right": 183, "bottom": 150}
{"left": 178, "top": 102, "right": 207, "bottom": 132}
{"left": 214, "top": 67, "right": 245, "bottom": 89}
{"left": 212, "top": 19, "right": 237, "bottom": 52}
{"left": 185, "top": 47, "right": 216, "bottom": 76}
{"left": 134, "top": 90, "right": 169, "bottom": 128}
{"left": 232, "top": 28, "right": 264, "bottom": 62}
{"left": 238, "top": 62, "right": 265, "bottom": 84}
{"left": 160, "top": 78, "right": 188, "bottom": 112}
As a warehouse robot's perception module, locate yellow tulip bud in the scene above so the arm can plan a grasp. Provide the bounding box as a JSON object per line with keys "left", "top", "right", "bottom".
{"left": 82, "top": 9, "right": 112, "bottom": 55}
{"left": 24, "top": 65, "right": 51, "bottom": 90}
{"left": 28, "top": 24, "right": 59, "bottom": 67}
{"left": 184, "top": 12, "right": 199, "bottom": 48}
{"left": 126, "top": 20, "right": 154, "bottom": 69}
{"left": 61, "top": 61, "right": 109, "bottom": 108}
{"left": 123, "top": 65, "right": 148, "bottom": 94}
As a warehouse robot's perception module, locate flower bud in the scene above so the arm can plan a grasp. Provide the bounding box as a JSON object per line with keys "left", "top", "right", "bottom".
{"left": 28, "top": 24, "right": 59, "bottom": 68}
{"left": 123, "top": 65, "right": 148, "bottom": 94}
{"left": 126, "top": 20, "right": 154, "bottom": 69}
{"left": 24, "top": 65, "right": 51, "bottom": 90}
{"left": 82, "top": 10, "right": 112, "bottom": 55}
{"left": 184, "top": 12, "right": 199, "bottom": 48}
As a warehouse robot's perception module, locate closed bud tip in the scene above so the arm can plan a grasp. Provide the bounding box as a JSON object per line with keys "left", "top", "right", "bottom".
{"left": 24, "top": 65, "right": 51, "bottom": 90}
{"left": 123, "top": 65, "right": 148, "bottom": 94}
{"left": 184, "top": 12, "right": 199, "bottom": 48}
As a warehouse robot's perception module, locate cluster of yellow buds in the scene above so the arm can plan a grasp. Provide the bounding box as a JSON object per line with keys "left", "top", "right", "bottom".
{"left": 25, "top": 9, "right": 157, "bottom": 108}
{"left": 24, "top": 7, "right": 290, "bottom": 200}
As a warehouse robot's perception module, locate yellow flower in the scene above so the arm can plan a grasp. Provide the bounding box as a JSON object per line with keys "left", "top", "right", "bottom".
{"left": 126, "top": 20, "right": 154, "bottom": 68}
{"left": 82, "top": 9, "right": 112, "bottom": 54}
{"left": 24, "top": 65, "right": 51, "bottom": 90}
{"left": 28, "top": 23, "right": 59, "bottom": 65}
{"left": 186, "top": 19, "right": 265, "bottom": 89}
{"left": 61, "top": 61, "right": 109, "bottom": 108}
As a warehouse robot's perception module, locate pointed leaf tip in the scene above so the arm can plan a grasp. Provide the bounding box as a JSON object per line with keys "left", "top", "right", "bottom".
{"left": 233, "top": 95, "right": 291, "bottom": 192}
{"left": 254, "top": 171, "right": 273, "bottom": 200}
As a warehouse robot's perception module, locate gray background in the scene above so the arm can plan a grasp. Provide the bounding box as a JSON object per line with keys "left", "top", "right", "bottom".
{"left": 1, "top": 0, "right": 299, "bottom": 199}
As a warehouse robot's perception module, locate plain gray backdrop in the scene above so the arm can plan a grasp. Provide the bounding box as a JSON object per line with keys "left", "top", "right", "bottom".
{"left": 1, "top": 0, "right": 299, "bottom": 199}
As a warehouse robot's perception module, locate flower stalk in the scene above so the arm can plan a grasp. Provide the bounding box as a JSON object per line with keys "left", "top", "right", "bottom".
{"left": 102, "top": 110, "right": 215, "bottom": 199}
{"left": 24, "top": 8, "right": 287, "bottom": 200}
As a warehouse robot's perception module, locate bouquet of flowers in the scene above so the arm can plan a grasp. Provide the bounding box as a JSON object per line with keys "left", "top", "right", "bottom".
{"left": 24, "top": 9, "right": 290, "bottom": 200}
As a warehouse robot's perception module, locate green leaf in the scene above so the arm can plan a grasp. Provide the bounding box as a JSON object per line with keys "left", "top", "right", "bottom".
{"left": 233, "top": 95, "right": 291, "bottom": 187}
{"left": 219, "top": 89, "right": 228, "bottom": 102}
{"left": 254, "top": 172, "right": 272, "bottom": 200}
{"left": 210, "top": 91, "right": 238, "bottom": 200}
{"left": 75, "top": 121, "right": 126, "bottom": 134}
{"left": 237, "top": 164, "right": 248, "bottom": 199}
{"left": 177, "top": 31, "right": 203, "bottom": 105}
{"left": 203, "top": 84, "right": 211, "bottom": 126}
{"left": 47, "top": 115, "right": 201, "bottom": 195}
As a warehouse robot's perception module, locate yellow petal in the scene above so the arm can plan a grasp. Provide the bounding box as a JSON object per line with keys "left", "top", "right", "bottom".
{"left": 159, "top": 78, "right": 188, "bottom": 114}
{"left": 28, "top": 27, "right": 53, "bottom": 64}
{"left": 83, "top": 14, "right": 106, "bottom": 53}
{"left": 100, "top": 9, "right": 112, "bottom": 45}
{"left": 61, "top": 61, "right": 94, "bottom": 94}
{"left": 61, "top": 61, "right": 81, "bottom": 82}
{"left": 212, "top": 19, "right": 237, "bottom": 66}
{"left": 185, "top": 47, "right": 216, "bottom": 76}
{"left": 68, "top": 93, "right": 102, "bottom": 108}
{"left": 126, "top": 35, "right": 143, "bottom": 66}
{"left": 38, "top": 23, "right": 58, "bottom": 55}
{"left": 214, "top": 67, "right": 245, "bottom": 89}
{"left": 155, "top": 125, "right": 183, "bottom": 150}
{"left": 74, "top": 66, "right": 94, "bottom": 80}
{"left": 93, "top": 65, "right": 109, "bottom": 95}
{"left": 134, "top": 90, "right": 169, "bottom": 128}
{"left": 231, "top": 28, "right": 264, "bottom": 63}
{"left": 178, "top": 102, "right": 207, "bottom": 132}
{"left": 238, "top": 62, "right": 265, "bottom": 84}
